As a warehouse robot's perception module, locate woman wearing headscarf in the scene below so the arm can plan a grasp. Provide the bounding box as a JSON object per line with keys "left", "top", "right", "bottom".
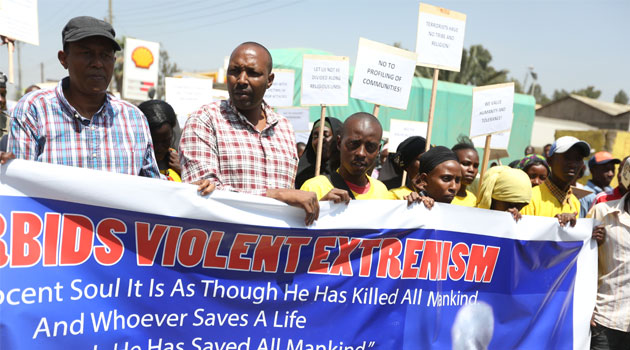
{"left": 517, "top": 154, "right": 550, "bottom": 187}
{"left": 389, "top": 136, "right": 427, "bottom": 199}
{"left": 412, "top": 146, "right": 461, "bottom": 204}
{"left": 476, "top": 166, "right": 532, "bottom": 221}
{"left": 294, "top": 117, "right": 343, "bottom": 189}
{"left": 138, "top": 100, "right": 182, "bottom": 182}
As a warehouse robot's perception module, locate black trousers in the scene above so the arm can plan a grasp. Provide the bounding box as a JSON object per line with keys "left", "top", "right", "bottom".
{"left": 591, "top": 323, "right": 630, "bottom": 350}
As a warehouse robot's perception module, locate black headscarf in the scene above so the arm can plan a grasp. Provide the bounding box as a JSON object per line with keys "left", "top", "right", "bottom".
{"left": 295, "top": 117, "right": 343, "bottom": 189}
{"left": 418, "top": 146, "right": 459, "bottom": 175}
{"left": 393, "top": 136, "right": 427, "bottom": 172}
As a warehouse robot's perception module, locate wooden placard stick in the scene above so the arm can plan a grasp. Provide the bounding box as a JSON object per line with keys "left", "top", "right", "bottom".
{"left": 403, "top": 68, "right": 440, "bottom": 187}
{"left": 477, "top": 134, "right": 492, "bottom": 194}
{"left": 424, "top": 68, "right": 439, "bottom": 152}
{"left": 7, "top": 41, "right": 15, "bottom": 84}
{"left": 372, "top": 104, "right": 380, "bottom": 118}
{"left": 314, "top": 104, "right": 327, "bottom": 176}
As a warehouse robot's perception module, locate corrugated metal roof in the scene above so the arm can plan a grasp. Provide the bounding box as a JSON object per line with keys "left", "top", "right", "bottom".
{"left": 569, "top": 94, "right": 630, "bottom": 116}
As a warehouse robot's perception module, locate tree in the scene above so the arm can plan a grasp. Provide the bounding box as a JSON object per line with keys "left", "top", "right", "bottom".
{"left": 157, "top": 49, "right": 179, "bottom": 99}
{"left": 572, "top": 86, "right": 601, "bottom": 99}
{"left": 614, "top": 90, "right": 629, "bottom": 104}
{"left": 551, "top": 86, "right": 601, "bottom": 102}
{"left": 415, "top": 44, "right": 509, "bottom": 86}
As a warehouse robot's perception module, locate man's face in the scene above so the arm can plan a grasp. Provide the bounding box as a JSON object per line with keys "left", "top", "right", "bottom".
{"left": 0, "top": 87, "right": 6, "bottom": 111}
{"left": 338, "top": 118, "right": 382, "bottom": 178}
{"left": 419, "top": 160, "right": 461, "bottom": 203}
{"left": 591, "top": 162, "right": 616, "bottom": 188}
{"left": 548, "top": 146, "right": 584, "bottom": 184}
{"left": 455, "top": 149, "right": 479, "bottom": 186}
{"left": 227, "top": 45, "right": 273, "bottom": 113}
{"left": 58, "top": 37, "right": 115, "bottom": 96}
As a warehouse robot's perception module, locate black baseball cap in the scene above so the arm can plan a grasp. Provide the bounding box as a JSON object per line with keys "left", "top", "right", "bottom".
{"left": 62, "top": 16, "right": 121, "bottom": 51}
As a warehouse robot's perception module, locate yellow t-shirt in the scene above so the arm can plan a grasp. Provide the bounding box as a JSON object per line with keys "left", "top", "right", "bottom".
{"left": 301, "top": 175, "right": 394, "bottom": 200}
{"left": 161, "top": 168, "right": 182, "bottom": 182}
{"left": 520, "top": 181, "right": 580, "bottom": 217}
{"left": 452, "top": 190, "right": 477, "bottom": 207}
{"left": 389, "top": 186, "right": 414, "bottom": 200}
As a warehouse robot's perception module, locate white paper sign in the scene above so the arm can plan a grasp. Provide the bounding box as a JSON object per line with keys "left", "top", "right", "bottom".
{"left": 388, "top": 119, "right": 428, "bottom": 153}
{"left": 472, "top": 130, "right": 511, "bottom": 150}
{"left": 264, "top": 69, "right": 295, "bottom": 107}
{"left": 165, "top": 77, "right": 214, "bottom": 127}
{"left": 122, "top": 37, "right": 160, "bottom": 101}
{"left": 415, "top": 3, "right": 466, "bottom": 71}
{"left": 350, "top": 38, "right": 418, "bottom": 110}
{"left": 0, "top": 0, "right": 39, "bottom": 45}
{"left": 276, "top": 107, "right": 310, "bottom": 132}
{"left": 470, "top": 83, "right": 515, "bottom": 138}
{"left": 301, "top": 55, "right": 349, "bottom": 106}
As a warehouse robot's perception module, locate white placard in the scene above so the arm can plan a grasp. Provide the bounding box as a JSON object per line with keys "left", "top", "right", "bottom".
{"left": 620, "top": 158, "right": 630, "bottom": 189}
{"left": 470, "top": 83, "right": 515, "bottom": 138}
{"left": 472, "top": 130, "right": 511, "bottom": 150}
{"left": 301, "top": 55, "right": 349, "bottom": 106}
{"left": 276, "top": 107, "right": 310, "bottom": 133}
{"left": 264, "top": 69, "right": 295, "bottom": 107}
{"left": 122, "top": 37, "right": 160, "bottom": 101}
{"left": 295, "top": 131, "right": 310, "bottom": 145}
{"left": 350, "top": 38, "right": 418, "bottom": 110}
{"left": 388, "top": 119, "right": 428, "bottom": 153}
{"left": 0, "top": 0, "right": 39, "bottom": 45}
{"left": 165, "top": 77, "right": 214, "bottom": 128}
{"left": 415, "top": 3, "right": 466, "bottom": 71}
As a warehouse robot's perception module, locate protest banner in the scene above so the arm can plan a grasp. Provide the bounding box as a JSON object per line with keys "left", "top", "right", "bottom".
{"left": 0, "top": 0, "right": 39, "bottom": 83}
{"left": 264, "top": 69, "right": 295, "bottom": 107}
{"left": 276, "top": 107, "right": 310, "bottom": 144}
{"left": 415, "top": 3, "right": 466, "bottom": 151}
{"left": 0, "top": 160, "right": 596, "bottom": 350}
{"left": 301, "top": 54, "right": 349, "bottom": 176}
{"left": 122, "top": 37, "right": 160, "bottom": 101}
{"left": 164, "top": 77, "right": 214, "bottom": 127}
{"left": 470, "top": 83, "right": 515, "bottom": 189}
{"left": 350, "top": 38, "right": 418, "bottom": 111}
{"left": 388, "top": 119, "right": 428, "bottom": 186}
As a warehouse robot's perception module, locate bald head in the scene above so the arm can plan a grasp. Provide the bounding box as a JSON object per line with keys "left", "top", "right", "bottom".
{"left": 341, "top": 112, "right": 382, "bottom": 140}
{"left": 231, "top": 42, "right": 273, "bottom": 74}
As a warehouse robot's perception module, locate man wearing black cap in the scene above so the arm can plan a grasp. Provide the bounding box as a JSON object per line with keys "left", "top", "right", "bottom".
{"left": 0, "top": 17, "right": 164, "bottom": 179}
{"left": 521, "top": 136, "right": 591, "bottom": 225}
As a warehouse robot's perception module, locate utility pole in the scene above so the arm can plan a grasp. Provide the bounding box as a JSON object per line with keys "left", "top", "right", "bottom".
{"left": 40, "top": 62, "right": 44, "bottom": 82}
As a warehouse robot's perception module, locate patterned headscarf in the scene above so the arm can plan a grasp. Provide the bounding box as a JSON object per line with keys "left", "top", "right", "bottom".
{"left": 517, "top": 154, "right": 550, "bottom": 175}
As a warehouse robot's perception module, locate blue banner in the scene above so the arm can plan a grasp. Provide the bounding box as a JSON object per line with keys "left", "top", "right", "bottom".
{"left": 0, "top": 160, "right": 596, "bottom": 350}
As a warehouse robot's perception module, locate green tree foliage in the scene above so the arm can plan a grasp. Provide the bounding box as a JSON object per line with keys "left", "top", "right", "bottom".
{"left": 614, "top": 90, "right": 629, "bottom": 104}
{"left": 415, "top": 45, "right": 508, "bottom": 86}
{"left": 552, "top": 85, "right": 601, "bottom": 102}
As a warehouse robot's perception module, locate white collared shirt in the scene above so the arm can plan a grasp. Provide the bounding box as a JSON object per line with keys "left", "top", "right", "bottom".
{"left": 589, "top": 193, "right": 630, "bottom": 331}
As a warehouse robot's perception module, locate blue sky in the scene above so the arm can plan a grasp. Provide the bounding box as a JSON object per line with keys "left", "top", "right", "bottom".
{"left": 1, "top": 0, "right": 628, "bottom": 102}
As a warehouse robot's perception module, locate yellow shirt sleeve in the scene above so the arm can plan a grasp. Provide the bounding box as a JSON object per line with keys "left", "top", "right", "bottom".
{"left": 389, "top": 186, "right": 413, "bottom": 200}
{"left": 300, "top": 175, "right": 335, "bottom": 201}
